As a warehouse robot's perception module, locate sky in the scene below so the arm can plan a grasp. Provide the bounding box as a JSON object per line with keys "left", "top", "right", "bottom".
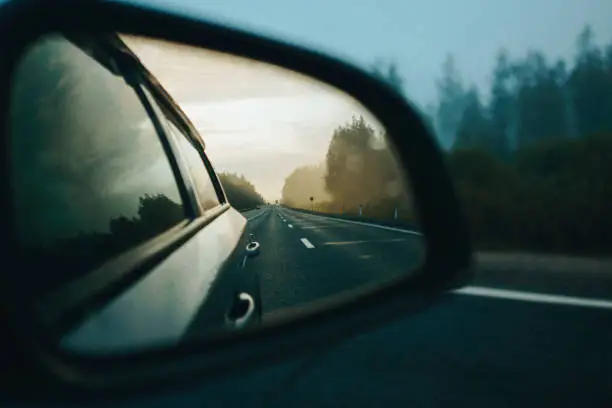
{"left": 122, "top": 36, "right": 379, "bottom": 200}
{"left": 120, "top": 0, "right": 612, "bottom": 200}
{"left": 126, "top": 0, "right": 612, "bottom": 105}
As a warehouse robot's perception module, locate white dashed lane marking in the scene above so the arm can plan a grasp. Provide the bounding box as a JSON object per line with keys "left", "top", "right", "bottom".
{"left": 300, "top": 238, "right": 315, "bottom": 249}
{"left": 322, "top": 238, "right": 406, "bottom": 246}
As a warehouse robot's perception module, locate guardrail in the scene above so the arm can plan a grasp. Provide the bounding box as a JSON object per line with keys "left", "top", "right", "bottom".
{"left": 280, "top": 205, "right": 421, "bottom": 232}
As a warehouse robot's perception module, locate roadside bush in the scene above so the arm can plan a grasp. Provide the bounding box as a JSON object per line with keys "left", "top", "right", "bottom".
{"left": 449, "top": 134, "right": 612, "bottom": 255}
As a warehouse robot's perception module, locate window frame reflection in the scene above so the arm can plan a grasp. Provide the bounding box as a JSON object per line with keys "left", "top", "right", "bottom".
{"left": 7, "top": 32, "right": 233, "bottom": 339}
{"left": 140, "top": 87, "right": 227, "bottom": 217}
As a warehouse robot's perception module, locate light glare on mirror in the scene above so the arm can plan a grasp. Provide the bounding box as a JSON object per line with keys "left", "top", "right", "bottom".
{"left": 8, "top": 32, "right": 424, "bottom": 354}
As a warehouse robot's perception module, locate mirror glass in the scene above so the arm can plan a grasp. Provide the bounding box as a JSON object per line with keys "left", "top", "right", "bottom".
{"left": 8, "top": 33, "right": 424, "bottom": 353}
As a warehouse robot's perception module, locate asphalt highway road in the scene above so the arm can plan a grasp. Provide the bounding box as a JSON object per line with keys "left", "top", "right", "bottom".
{"left": 115, "top": 205, "right": 612, "bottom": 408}
{"left": 243, "top": 205, "right": 426, "bottom": 315}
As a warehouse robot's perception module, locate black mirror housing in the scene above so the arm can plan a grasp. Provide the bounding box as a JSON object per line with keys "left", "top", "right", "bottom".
{"left": 0, "top": 0, "right": 472, "bottom": 401}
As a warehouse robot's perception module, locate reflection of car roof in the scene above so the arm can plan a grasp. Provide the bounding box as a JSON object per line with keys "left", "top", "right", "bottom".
{"left": 66, "top": 32, "right": 206, "bottom": 151}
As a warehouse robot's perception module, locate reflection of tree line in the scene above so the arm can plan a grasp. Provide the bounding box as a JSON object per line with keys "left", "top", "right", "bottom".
{"left": 218, "top": 172, "right": 265, "bottom": 211}
{"left": 281, "top": 115, "right": 416, "bottom": 223}
{"left": 21, "top": 193, "right": 184, "bottom": 295}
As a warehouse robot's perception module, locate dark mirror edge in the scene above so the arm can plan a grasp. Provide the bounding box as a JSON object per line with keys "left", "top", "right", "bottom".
{"left": 0, "top": 0, "right": 472, "bottom": 400}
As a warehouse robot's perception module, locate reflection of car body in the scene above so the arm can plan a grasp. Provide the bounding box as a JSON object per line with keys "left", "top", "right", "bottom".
{"left": 9, "top": 32, "right": 262, "bottom": 352}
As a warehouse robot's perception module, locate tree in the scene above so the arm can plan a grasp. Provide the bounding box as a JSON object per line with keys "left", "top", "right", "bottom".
{"left": 218, "top": 172, "right": 264, "bottom": 210}
{"left": 453, "top": 87, "right": 499, "bottom": 153}
{"left": 512, "top": 51, "right": 569, "bottom": 147}
{"left": 488, "top": 49, "right": 515, "bottom": 152}
{"left": 325, "top": 116, "right": 383, "bottom": 208}
{"left": 435, "top": 54, "right": 467, "bottom": 149}
{"left": 372, "top": 61, "right": 404, "bottom": 93}
{"left": 567, "top": 25, "right": 612, "bottom": 137}
{"left": 281, "top": 163, "right": 329, "bottom": 209}
{"left": 323, "top": 115, "right": 413, "bottom": 217}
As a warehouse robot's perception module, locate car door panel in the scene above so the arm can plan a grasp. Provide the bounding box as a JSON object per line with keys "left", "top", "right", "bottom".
{"left": 61, "top": 207, "right": 249, "bottom": 352}
{"left": 182, "top": 207, "right": 262, "bottom": 340}
{"left": 138, "top": 89, "right": 263, "bottom": 339}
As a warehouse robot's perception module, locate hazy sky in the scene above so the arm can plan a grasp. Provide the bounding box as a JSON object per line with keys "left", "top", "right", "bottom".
{"left": 121, "top": 0, "right": 612, "bottom": 199}
{"left": 123, "top": 36, "right": 379, "bottom": 200}
{"left": 127, "top": 0, "right": 612, "bottom": 106}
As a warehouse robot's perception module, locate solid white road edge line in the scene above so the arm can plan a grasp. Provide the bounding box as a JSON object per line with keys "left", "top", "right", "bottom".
{"left": 323, "top": 238, "right": 406, "bottom": 246}
{"left": 454, "top": 286, "right": 612, "bottom": 310}
{"left": 300, "top": 238, "right": 315, "bottom": 249}
{"left": 286, "top": 209, "right": 422, "bottom": 236}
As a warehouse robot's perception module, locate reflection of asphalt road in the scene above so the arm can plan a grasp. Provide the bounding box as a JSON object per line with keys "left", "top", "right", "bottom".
{"left": 243, "top": 206, "right": 425, "bottom": 315}
{"left": 192, "top": 205, "right": 612, "bottom": 407}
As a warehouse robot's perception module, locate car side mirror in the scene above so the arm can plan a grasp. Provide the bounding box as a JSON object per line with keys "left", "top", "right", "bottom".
{"left": 0, "top": 0, "right": 472, "bottom": 400}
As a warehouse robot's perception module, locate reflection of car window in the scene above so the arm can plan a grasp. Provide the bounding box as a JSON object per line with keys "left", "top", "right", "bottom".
{"left": 9, "top": 34, "right": 186, "bottom": 295}
{"left": 163, "top": 119, "right": 221, "bottom": 213}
